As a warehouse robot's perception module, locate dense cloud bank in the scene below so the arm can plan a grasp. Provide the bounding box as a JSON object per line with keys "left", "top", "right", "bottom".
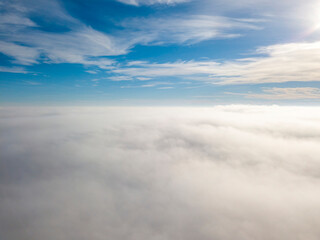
{"left": 1, "top": 106, "right": 320, "bottom": 240}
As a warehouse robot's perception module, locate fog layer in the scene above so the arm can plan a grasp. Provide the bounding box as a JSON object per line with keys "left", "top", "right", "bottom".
{"left": 1, "top": 106, "right": 320, "bottom": 240}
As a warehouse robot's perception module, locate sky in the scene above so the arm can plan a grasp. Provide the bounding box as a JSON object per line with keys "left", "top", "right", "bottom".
{"left": 2, "top": 2, "right": 320, "bottom": 238}
{"left": 1, "top": 0, "right": 320, "bottom": 105}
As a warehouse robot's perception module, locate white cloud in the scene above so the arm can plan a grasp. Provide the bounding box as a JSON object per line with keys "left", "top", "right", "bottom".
{"left": 86, "top": 70, "right": 99, "bottom": 74}
{"left": 1, "top": 106, "right": 320, "bottom": 240}
{"left": 228, "top": 87, "right": 320, "bottom": 100}
{"left": 0, "top": 13, "right": 37, "bottom": 27}
{"left": 0, "top": 41, "right": 40, "bottom": 65}
{"left": 0, "top": 0, "right": 125, "bottom": 69}
{"left": 24, "top": 81, "right": 41, "bottom": 85}
{"left": 121, "top": 15, "right": 261, "bottom": 45}
{"left": 197, "top": 0, "right": 320, "bottom": 26}
{"left": 0, "top": 25, "right": 123, "bottom": 67}
{"left": 116, "top": 0, "right": 189, "bottom": 6}
{"left": 122, "top": 81, "right": 173, "bottom": 88}
{"left": 158, "top": 86, "right": 174, "bottom": 89}
{"left": 113, "top": 41, "right": 320, "bottom": 84}
{"left": 0, "top": 0, "right": 261, "bottom": 71}
{"left": 142, "top": 81, "right": 173, "bottom": 87}
{"left": 0, "top": 66, "right": 28, "bottom": 73}
{"left": 136, "top": 77, "right": 152, "bottom": 81}
{"left": 109, "top": 76, "right": 134, "bottom": 81}
{"left": 1, "top": 0, "right": 318, "bottom": 80}
{"left": 24, "top": 27, "right": 123, "bottom": 65}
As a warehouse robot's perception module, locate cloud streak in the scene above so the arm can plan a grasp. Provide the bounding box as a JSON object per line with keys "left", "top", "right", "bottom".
{"left": 113, "top": 41, "right": 320, "bottom": 84}
{"left": 120, "top": 15, "right": 261, "bottom": 45}
{"left": 0, "top": 0, "right": 126, "bottom": 68}
{"left": 1, "top": 106, "right": 320, "bottom": 240}
{"left": 116, "top": 0, "right": 189, "bottom": 6}
{"left": 227, "top": 87, "right": 320, "bottom": 99}
{"left": 0, "top": 66, "right": 28, "bottom": 73}
{"left": 0, "top": 0, "right": 261, "bottom": 71}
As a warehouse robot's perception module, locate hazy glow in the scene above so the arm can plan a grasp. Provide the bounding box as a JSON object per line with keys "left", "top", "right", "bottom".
{"left": 304, "top": 3, "right": 320, "bottom": 34}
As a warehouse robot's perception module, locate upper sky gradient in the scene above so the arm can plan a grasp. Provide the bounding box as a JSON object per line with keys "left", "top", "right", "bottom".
{"left": 1, "top": 0, "right": 320, "bottom": 105}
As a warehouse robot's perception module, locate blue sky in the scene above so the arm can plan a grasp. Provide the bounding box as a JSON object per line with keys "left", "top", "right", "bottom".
{"left": 1, "top": 0, "right": 320, "bottom": 105}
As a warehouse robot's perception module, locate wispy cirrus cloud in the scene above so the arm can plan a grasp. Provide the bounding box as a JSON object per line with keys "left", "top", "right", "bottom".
{"left": 109, "top": 76, "right": 134, "bottom": 81}
{"left": 24, "top": 81, "right": 41, "bottom": 85}
{"left": 120, "top": 81, "right": 173, "bottom": 89}
{"left": 0, "top": 0, "right": 125, "bottom": 69}
{"left": 121, "top": 15, "right": 261, "bottom": 45}
{"left": 0, "top": 13, "right": 37, "bottom": 27}
{"left": 116, "top": 0, "right": 189, "bottom": 6}
{"left": 17, "top": 27, "right": 123, "bottom": 65}
{"left": 0, "top": 66, "right": 28, "bottom": 73}
{"left": 0, "top": 27, "right": 121, "bottom": 67}
{"left": 112, "top": 41, "right": 320, "bottom": 84}
{"left": 0, "top": 0, "right": 262, "bottom": 72}
{"left": 0, "top": 41, "right": 40, "bottom": 65}
{"left": 228, "top": 87, "right": 320, "bottom": 100}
